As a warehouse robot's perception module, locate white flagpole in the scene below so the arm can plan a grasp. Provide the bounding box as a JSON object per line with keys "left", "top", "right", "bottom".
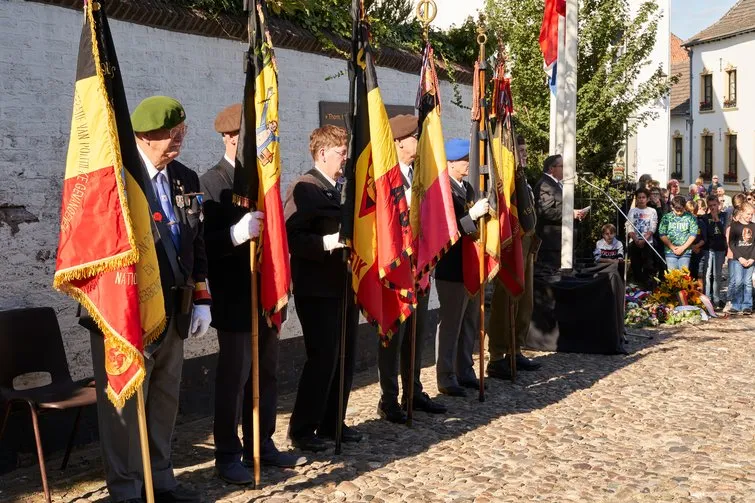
{"left": 555, "top": 14, "right": 566, "bottom": 154}
{"left": 561, "top": 0, "right": 578, "bottom": 270}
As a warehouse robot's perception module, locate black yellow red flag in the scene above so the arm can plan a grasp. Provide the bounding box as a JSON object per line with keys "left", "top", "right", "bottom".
{"left": 412, "top": 43, "right": 460, "bottom": 292}
{"left": 53, "top": 0, "right": 165, "bottom": 408}
{"left": 489, "top": 69, "right": 524, "bottom": 296}
{"left": 232, "top": 0, "right": 290, "bottom": 330}
{"left": 342, "top": 0, "right": 415, "bottom": 344}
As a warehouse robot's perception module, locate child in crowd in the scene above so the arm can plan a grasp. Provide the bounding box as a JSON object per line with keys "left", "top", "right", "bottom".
{"left": 726, "top": 202, "right": 755, "bottom": 315}
{"left": 626, "top": 188, "right": 657, "bottom": 288}
{"left": 594, "top": 223, "right": 625, "bottom": 264}
{"left": 688, "top": 199, "right": 707, "bottom": 280}
{"left": 659, "top": 196, "right": 699, "bottom": 271}
{"left": 703, "top": 195, "right": 727, "bottom": 309}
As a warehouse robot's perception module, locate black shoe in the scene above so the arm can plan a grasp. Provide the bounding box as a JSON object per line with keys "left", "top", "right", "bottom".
{"left": 378, "top": 398, "right": 408, "bottom": 424}
{"left": 216, "top": 461, "right": 253, "bottom": 485}
{"left": 459, "top": 377, "right": 488, "bottom": 390}
{"left": 515, "top": 353, "right": 542, "bottom": 371}
{"left": 153, "top": 484, "right": 202, "bottom": 503}
{"left": 744, "top": 308, "right": 752, "bottom": 316}
{"left": 404, "top": 392, "right": 447, "bottom": 414}
{"left": 290, "top": 434, "right": 328, "bottom": 453}
{"left": 319, "top": 424, "right": 363, "bottom": 443}
{"left": 486, "top": 359, "right": 512, "bottom": 381}
{"left": 438, "top": 384, "right": 467, "bottom": 397}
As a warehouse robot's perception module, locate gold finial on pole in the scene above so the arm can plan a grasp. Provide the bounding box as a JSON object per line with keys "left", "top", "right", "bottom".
{"left": 416, "top": 0, "right": 437, "bottom": 41}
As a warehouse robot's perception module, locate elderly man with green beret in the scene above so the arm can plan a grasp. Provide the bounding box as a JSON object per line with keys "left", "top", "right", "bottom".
{"left": 87, "top": 96, "right": 210, "bottom": 503}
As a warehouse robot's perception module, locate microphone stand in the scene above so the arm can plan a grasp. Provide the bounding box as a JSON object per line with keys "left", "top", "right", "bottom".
{"left": 580, "top": 177, "right": 666, "bottom": 265}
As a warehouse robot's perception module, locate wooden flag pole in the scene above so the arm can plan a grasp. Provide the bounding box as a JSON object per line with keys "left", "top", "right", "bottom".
{"left": 335, "top": 249, "right": 351, "bottom": 454}
{"left": 406, "top": 271, "right": 418, "bottom": 427}
{"left": 250, "top": 239, "right": 261, "bottom": 487}
{"left": 136, "top": 388, "right": 155, "bottom": 503}
{"left": 476, "top": 27, "right": 488, "bottom": 403}
{"left": 507, "top": 126, "right": 519, "bottom": 384}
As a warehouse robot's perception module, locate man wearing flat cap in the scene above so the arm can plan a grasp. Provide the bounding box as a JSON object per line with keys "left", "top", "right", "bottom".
{"left": 376, "top": 115, "right": 447, "bottom": 424}
{"left": 87, "top": 96, "right": 210, "bottom": 503}
{"left": 199, "top": 104, "right": 306, "bottom": 485}
{"left": 434, "top": 138, "right": 489, "bottom": 397}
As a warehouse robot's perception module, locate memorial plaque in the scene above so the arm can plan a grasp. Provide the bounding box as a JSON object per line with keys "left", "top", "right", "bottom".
{"left": 319, "top": 101, "right": 415, "bottom": 127}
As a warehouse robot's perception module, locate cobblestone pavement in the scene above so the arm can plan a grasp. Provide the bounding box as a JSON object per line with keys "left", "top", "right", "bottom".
{"left": 3, "top": 316, "right": 755, "bottom": 503}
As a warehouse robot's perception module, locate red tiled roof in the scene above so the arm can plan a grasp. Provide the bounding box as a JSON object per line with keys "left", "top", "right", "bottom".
{"left": 670, "top": 33, "right": 689, "bottom": 64}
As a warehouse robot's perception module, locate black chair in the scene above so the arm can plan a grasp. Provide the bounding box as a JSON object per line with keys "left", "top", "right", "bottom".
{"left": 0, "top": 307, "right": 97, "bottom": 503}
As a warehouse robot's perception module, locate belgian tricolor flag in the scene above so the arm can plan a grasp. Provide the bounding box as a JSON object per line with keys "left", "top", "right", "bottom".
{"left": 53, "top": 0, "right": 165, "bottom": 408}
{"left": 341, "top": 0, "right": 415, "bottom": 344}
{"left": 232, "top": 0, "right": 290, "bottom": 330}
{"left": 412, "top": 42, "right": 460, "bottom": 292}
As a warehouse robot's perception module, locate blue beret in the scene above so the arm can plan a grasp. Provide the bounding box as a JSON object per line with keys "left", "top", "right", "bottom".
{"left": 445, "top": 138, "right": 470, "bottom": 162}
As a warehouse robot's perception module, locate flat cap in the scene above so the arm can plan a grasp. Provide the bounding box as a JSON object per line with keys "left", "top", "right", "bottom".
{"left": 214, "top": 103, "right": 242, "bottom": 134}
{"left": 389, "top": 114, "right": 418, "bottom": 140}
{"left": 444, "top": 138, "right": 470, "bottom": 162}
{"left": 131, "top": 96, "right": 185, "bottom": 133}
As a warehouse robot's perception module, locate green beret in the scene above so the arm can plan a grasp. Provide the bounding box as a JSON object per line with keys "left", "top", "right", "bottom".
{"left": 131, "top": 96, "right": 186, "bottom": 133}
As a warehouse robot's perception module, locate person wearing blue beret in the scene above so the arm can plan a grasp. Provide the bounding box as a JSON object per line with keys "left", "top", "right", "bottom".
{"left": 434, "top": 138, "right": 489, "bottom": 397}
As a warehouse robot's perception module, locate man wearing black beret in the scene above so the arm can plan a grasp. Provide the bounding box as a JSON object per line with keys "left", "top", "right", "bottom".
{"left": 88, "top": 96, "right": 210, "bottom": 503}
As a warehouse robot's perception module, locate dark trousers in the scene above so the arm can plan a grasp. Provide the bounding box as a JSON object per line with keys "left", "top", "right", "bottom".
{"left": 629, "top": 242, "right": 655, "bottom": 288}
{"left": 213, "top": 321, "right": 279, "bottom": 465}
{"left": 288, "top": 295, "right": 358, "bottom": 439}
{"left": 90, "top": 323, "right": 183, "bottom": 501}
{"left": 377, "top": 294, "right": 428, "bottom": 402}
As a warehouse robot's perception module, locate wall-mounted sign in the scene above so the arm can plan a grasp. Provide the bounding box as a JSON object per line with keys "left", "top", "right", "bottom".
{"left": 319, "top": 101, "right": 415, "bottom": 127}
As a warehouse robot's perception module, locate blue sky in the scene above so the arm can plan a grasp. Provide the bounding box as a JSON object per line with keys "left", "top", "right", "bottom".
{"left": 671, "top": 0, "right": 738, "bottom": 40}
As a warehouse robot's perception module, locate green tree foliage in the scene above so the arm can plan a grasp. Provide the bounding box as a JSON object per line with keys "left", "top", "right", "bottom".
{"left": 485, "top": 0, "right": 674, "bottom": 179}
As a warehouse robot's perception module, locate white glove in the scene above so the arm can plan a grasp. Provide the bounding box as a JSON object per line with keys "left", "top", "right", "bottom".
{"left": 323, "top": 232, "right": 346, "bottom": 252}
{"left": 468, "top": 198, "right": 490, "bottom": 220}
{"left": 190, "top": 304, "right": 212, "bottom": 338}
{"left": 230, "top": 211, "right": 264, "bottom": 246}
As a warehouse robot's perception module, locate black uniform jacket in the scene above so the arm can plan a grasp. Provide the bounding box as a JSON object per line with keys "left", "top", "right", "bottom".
{"left": 199, "top": 157, "right": 257, "bottom": 332}
{"left": 283, "top": 168, "right": 348, "bottom": 298}
{"left": 434, "top": 177, "right": 478, "bottom": 283}
{"left": 533, "top": 173, "right": 563, "bottom": 254}
{"left": 80, "top": 158, "right": 208, "bottom": 339}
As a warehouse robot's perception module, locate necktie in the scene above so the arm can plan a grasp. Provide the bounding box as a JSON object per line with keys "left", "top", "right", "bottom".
{"left": 156, "top": 172, "right": 180, "bottom": 249}
{"left": 335, "top": 177, "right": 344, "bottom": 194}
{"left": 407, "top": 166, "right": 414, "bottom": 185}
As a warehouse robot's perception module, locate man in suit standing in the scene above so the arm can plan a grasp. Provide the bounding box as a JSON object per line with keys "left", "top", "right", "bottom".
{"left": 487, "top": 135, "right": 541, "bottom": 379}
{"left": 284, "top": 125, "right": 362, "bottom": 452}
{"left": 376, "top": 115, "right": 447, "bottom": 424}
{"left": 434, "top": 138, "right": 489, "bottom": 397}
{"left": 88, "top": 96, "right": 210, "bottom": 503}
{"left": 200, "top": 104, "right": 306, "bottom": 485}
{"left": 533, "top": 154, "right": 587, "bottom": 268}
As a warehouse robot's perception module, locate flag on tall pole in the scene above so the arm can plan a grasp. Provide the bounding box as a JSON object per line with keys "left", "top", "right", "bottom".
{"left": 342, "top": 0, "right": 415, "bottom": 345}
{"left": 53, "top": 0, "right": 166, "bottom": 408}
{"left": 489, "top": 69, "right": 525, "bottom": 297}
{"left": 412, "top": 42, "right": 459, "bottom": 291}
{"left": 539, "top": 0, "right": 566, "bottom": 66}
{"left": 232, "top": 0, "right": 290, "bottom": 330}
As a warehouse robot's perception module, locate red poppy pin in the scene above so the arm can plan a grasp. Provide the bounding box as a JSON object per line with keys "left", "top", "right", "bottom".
{"left": 153, "top": 212, "right": 163, "bottom": 222}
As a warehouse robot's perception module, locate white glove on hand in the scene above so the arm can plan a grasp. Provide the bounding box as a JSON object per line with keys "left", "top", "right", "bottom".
{"left": 231, "top": 211, "right": 265, "bottom": 246}
{"left": 468, "top": 198, "right": 490, "bottom": 220}
{"left": 190, "top": 304, "right": 212, "bottom": 338}
{"left": 323, "top": 232, "right": 346, "bottom": 252}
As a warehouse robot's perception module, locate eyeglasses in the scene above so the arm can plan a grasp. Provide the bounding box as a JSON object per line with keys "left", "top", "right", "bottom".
{"left": 169, "top": 123, "right": 188, "bottom": 141}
